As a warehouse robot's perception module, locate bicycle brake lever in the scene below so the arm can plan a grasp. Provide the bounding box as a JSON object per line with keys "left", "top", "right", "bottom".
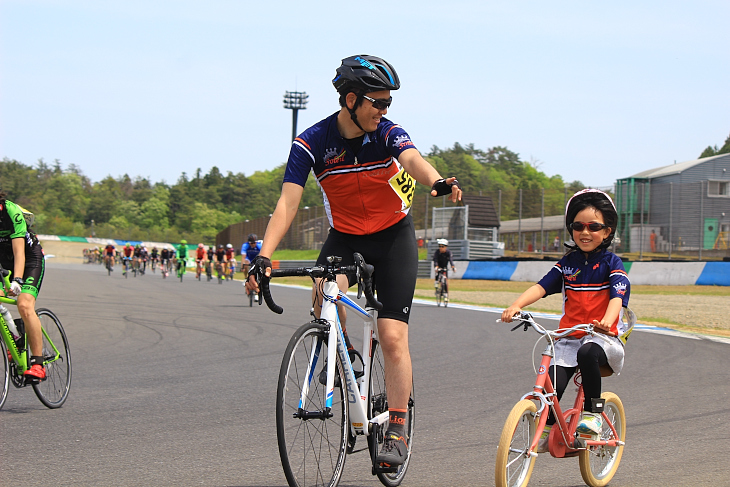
{"left": 510, "top": 322, "right": 523, "bottom": 332}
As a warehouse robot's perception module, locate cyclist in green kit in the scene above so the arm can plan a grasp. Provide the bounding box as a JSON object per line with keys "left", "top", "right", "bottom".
{"left": 0, "top": 192, "right": 47, "bottom": 380}
{"left": 176, "top": 239, "right": 188, "bottom": 277}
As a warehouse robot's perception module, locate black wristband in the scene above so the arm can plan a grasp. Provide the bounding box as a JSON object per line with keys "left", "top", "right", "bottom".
{"left": 431, "top": 178, "right": 460, "bottom": 197}
{"left": 12, "top": 277, "right": 24, "bottom": 285}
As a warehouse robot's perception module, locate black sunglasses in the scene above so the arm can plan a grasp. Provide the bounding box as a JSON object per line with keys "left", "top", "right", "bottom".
{"left": 362, "top": 95, "right": 392, "bottom": 110}
{"left": 570, "top": 221, "right": 609, "bottom": 232}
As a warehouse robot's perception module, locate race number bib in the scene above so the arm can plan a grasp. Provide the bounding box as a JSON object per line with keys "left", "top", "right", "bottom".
{"left": 388, "top": 166, "right": 415, "bottom": 210}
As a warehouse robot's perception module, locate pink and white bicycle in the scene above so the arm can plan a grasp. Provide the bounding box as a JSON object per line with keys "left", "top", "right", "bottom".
{"left": 495, "top": 312, "right": 626, "bottom": 487}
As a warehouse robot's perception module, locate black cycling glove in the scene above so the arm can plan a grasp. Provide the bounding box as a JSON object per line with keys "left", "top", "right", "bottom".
{"left": 248, "top": 255, "right": 272, "bottom": 282}
{"left": 431, "top": 178, "right": 461, "bottom": 197}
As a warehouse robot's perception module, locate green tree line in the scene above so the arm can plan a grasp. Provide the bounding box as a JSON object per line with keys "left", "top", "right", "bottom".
{"left": 1, "top": 144, "right": 587, "bottom": 242}
{"left": 699, "top": 132, "right": 730, "bottom": 158}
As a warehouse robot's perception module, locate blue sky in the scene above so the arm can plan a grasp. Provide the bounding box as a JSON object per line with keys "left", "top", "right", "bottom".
{"left": 1, "top": 0, "right": 728, "bottom": 188}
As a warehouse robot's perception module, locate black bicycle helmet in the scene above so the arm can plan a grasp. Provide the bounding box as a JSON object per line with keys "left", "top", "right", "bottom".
{"left": 332, "top": 55, "right": 400, "bottom": 94}
{"left": 333, "top": 55, "right": 400, "bottom": 132}
{"left": 248, "top": 233, "right": 257, "bottom": 243}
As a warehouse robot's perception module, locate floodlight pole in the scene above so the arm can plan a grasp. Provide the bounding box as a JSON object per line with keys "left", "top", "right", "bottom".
{"left": 283, "top": 91, "right": 309, "bottom": 142}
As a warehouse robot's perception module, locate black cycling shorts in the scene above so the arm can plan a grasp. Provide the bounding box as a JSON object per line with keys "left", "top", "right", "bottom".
{"left": 0, "top": 242, "right": 45, "bottom": 299}
{"left": 316, "top": 214, "right": 418, "bottom": 324}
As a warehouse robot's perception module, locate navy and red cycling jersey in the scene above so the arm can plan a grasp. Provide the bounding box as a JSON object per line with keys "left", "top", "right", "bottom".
{"left": 283, "top": 112, "right": 417, "bottom": 235}
{"left": 538, "top": 249, "right": 630, "bottom": 338}
{"left": 105, "top": 244, "right": 115, "bottom": 255}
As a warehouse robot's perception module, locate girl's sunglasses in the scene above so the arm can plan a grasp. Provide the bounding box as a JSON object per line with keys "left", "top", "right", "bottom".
{"left": 570, "top": 221, "right": 609, "bottom": 232}
{"left": 362, "top": 95, "right": 392, "bottom": 110}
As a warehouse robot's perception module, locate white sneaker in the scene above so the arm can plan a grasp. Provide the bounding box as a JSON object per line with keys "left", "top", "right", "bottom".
{"left": 537, "top": 426, "right": 551, "bottom": 453}
{"left": 576, "top": 412, "right": 602, "bottom": 435}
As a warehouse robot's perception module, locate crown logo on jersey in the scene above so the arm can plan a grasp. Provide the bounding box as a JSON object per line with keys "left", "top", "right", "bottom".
{"left": 324, "top": 147, "right": 346, "bottom": 166}
{"left": 392, "top": 134, "right": 414, "bottom": 150}
{"left": 613, "top": 282, "right": 627, "bottom": 296}
{"left": 563, "top": 266, "right": 581, "bottom": 281}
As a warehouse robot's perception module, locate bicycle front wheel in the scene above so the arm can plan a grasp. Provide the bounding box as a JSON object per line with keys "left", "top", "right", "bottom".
{"left": 0, "top": 339, "right": 9, "bottom": 410}
{"left": 368, "top": 339, "right": 414, "bottom": 487}
{"left": 277, "top": 322, "right": 348, "bottom": 487}
{"left": 32, "top": 309, "right": 72, "bottom": 408}
{"left": 579, "top": 392, "right": 626, "bottom": 487}
{"left": 495, "top": 399, "right": 538, "bottom": 487}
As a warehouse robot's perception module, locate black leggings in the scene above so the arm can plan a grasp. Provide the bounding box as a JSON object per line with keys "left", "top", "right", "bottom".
{"left": 546, "top": 342, "right": 607, "bottom": 425}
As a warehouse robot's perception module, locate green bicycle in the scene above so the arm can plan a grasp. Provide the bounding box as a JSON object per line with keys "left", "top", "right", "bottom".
{"left": 0, "top": 266, "right": 72, "bottom": 410}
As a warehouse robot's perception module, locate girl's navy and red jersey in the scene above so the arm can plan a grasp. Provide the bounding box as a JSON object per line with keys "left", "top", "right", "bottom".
{"left": 538, "top": 249, "right": 631, "bottom": 337}
{"left": 283, "top": 112, "right": 417, "bottom": 235}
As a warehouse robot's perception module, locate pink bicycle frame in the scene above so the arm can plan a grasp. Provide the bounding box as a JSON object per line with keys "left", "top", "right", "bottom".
{"left": 526, "top": 350, "right": 622, "bottom": 456}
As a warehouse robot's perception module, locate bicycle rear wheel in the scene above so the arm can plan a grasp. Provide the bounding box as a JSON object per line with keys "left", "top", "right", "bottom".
{"left": 495, "top": 399, "right": 538, "bottom": 487}
{"left": 276, "top": 321, "right": 348, "bottom": 487}
{"left": 579, "top": 392, "right": 626, "bottom": 487}
{"left": 32, "top": 309, "right": 71, "bottom": 408}
{"left": 1, "top": 339, "right": 9, "bottom": 410}
{"left": 368, "top": 339, "right": 414, "bottom": 487}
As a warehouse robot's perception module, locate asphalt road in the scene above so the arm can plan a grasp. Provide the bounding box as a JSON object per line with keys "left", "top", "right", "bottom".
{"left": 1, "top": 262, "right": 728, "bottom": 487}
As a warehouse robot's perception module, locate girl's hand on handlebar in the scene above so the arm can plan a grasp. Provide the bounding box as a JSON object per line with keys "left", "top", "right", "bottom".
{"left": 501, "top": 306, "right": 522, "bottom": 323}
{"left": 591, "top": 319, "right": 614, "bottom": 335}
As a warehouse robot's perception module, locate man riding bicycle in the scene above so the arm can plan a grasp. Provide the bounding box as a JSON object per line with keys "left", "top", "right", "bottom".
{"left": 104, "top": 243, "right": 116, "bottom": 270}
{"left": 246, "top": 55, "right": 462, "bottom": 469}
{"left": 176, "top": 240, "right": 188, "bottom": 276}
{"left": 121, "top": 243, "right": 134, "bottom": 275}
{"left": 195, "top": 243, "right": 206, "bottom": 279}
{"left": 432, "top": 238, "right": 456, "bottom": 304}
{"left": 241, "top": 234, "right": 262, "bottom": 300}
{"left": 225, "top": 244, "right": 236, "bottom": 279}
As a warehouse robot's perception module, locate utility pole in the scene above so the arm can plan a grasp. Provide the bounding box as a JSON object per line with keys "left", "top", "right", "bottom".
{"left": 283, "top": 91, "right": 309, "bottom": 142}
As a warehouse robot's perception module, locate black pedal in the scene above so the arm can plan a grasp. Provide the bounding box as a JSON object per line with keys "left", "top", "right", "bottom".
{"left": 590, "top": 398, "right": 605, "bottom": 414}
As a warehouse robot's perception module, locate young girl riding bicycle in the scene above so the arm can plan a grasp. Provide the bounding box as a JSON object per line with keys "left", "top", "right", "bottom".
{"left": 501, "top": 189, "right": 632, "bottom": 448}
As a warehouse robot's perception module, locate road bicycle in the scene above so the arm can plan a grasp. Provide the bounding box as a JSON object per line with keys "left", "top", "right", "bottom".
{"left": 0, "top": 266, "right": 72, "bottom": 410}
{"left": 215, "top": 262, "right": 225, "bottom": 284}
{"left": 105, "top": 255, "right": 114, "bottom": 276}
{"left": 122, "top": 257, "right": 133, "bottom": 278}
{"left": 434, "top": 267, "right": 448, "bottom": 307}
{"left": 196, "top": 259, "right": 204, "bottom": 281}
{"left": 176, "top": 259, "right": 185, "bottom": 282}
{"left": 159, "top": 259, "right": 168, "bottom": 278}
{"left": 205, "top": 260, "right": 213, "bottom": 282}
{"left": 494, "top": 312, "right": 626, "bottom": 487}
{"left": 259, "top": 253, "right": 415, "bottom": 487}
{"left": 244, "top": 270, "right": 255, "bottom": 307}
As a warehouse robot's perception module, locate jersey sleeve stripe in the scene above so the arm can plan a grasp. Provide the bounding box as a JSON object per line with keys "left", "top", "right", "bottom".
{"left": 293, "top": 139, "right": 315, "bottom": 163}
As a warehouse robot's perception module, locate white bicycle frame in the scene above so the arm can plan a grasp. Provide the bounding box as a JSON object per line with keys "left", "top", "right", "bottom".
{"left": 298, "top": 279, "right": 389, "bottom": 437}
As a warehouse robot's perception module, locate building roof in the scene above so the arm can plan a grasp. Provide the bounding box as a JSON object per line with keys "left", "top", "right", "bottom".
{"left": 461, "top": 195, "right": 500, "bottom": 228}
{"left": 626, "top": 153, "right": 726, "bottom": 180}
{"left": 499, "top": 214, "right": 564, "bottom": 233}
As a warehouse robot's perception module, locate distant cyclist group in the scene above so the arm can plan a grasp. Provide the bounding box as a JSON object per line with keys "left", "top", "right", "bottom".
{"left": 94, "top": 235, "right": 261, "bottom": 285}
